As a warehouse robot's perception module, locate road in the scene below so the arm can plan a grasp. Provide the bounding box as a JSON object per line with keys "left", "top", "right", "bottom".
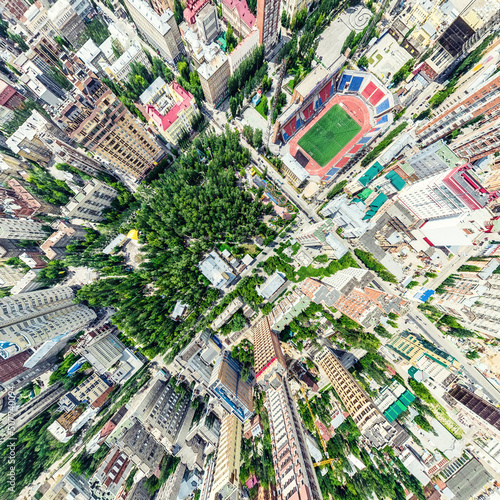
{"left": 408, "top": 308, "right": 500, "bottom": 404}
{"left": 425, "top": 254, "right": 470, "bottom": 289}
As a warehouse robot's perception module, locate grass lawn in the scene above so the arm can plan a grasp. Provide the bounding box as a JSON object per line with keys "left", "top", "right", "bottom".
{"left": 298, "top": 104, "right": 361, "bottom": 167}
{"left": 255, "top": 99, "right": 268, "bottom": 119}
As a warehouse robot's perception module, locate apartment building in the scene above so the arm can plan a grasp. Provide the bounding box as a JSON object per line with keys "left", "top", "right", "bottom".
{"left": 59, "top": 372, "right": 111, "bottom": 412}
{"left": 134, "top": 377, "right": 191, "bottom": 449}
{"left": 266, "top": 377, "right": 322, "bottom": 500}
{"left": 280, "top": 0, "right": 307, "bottom": 24}
{"left": 208, "top": 413, "right": 242, "bottom": 500}
{"left": 10, "top": 269, "right": 42, "bottom": 295}
{"left": 0, "top": 265, "right": 23, "bottom": 289}
{"left": 0, "top": 0, "right": 30, "bottom": 20}
{"left": 221, "top": 0, "right": 255, "bottom": 38}
{"left": 253, "top": 316, "right": 287, "bottom": 389}
{"left": 199, "top": 250, "right": 235, "bottom": 289}
{"left": 61, "top": 179, "right": 117, "bottom": 222}
{"left": 123, "top": 0, "right": 183, "bottom": 63}
{"left": 256, "top": 0, "right": 280, "bottom": 51}
{"left": 140, "top": 77, "right": 198, "bottom": 145}
{"left": 388, "top": 331, "right": 460, "bottom": 370}
{"left": 317, "top": 347, "right": 383, "bottom": 432}
{"left": 209, "top": 351, "right": 253, "bottom": 422}
{"left": 228, "top": 29, "right": 259, "bottom": 74}
{"left": 0, "top": 219, "right": 46, "bottom": 240}
{"left": 397, "top": 163, "right": 498, "bottom": 221}
{"left": 41, "top": 221, "right": 86, "bottom": 260}
{"left": 280, "top": 152, "right": 309, "bottom": 187}
{"left": 212, "top": 296, "right": 244, "bottom": 330}
{"left": 268, "top": 289, "right": 311, "bottom": 332}
{"left": 1, "top": 382, "right": 66, "bottom": 437}
{"left": 0, "top": 80, "right": 25, "bottom": 110}
{"left": 196, "top": 3, "right": 220, "bottom": 43}
{"left": 0, "top": 286, "right": 97, "bottom": 349}
{"left": 431, "top": 259, "right": 500, "bottom": 337}
{"left": 198, "top": 43, "right": 230, "bottom": 107}
{"left": 47, "top": 0, "right": 86, "bottom": 47}
{"left": 294, "top": 219, "right": 348, "bottom": 259}
{"left": 92, "top": 445, "right": 133, "bottom": 498}
{"left": 104, "top": 42, "right": 151, "bottom": 82}
{"left": 57, "top": 80, "right": 163, "bottom": 188}
{"left": 417, "top": 72, "right": 500, "bottom": 147}
{"left": 451, "top": 117, "right": 500, "bottom": 162}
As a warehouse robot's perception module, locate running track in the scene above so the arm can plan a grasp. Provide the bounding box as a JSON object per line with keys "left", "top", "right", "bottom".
{"left": 289, "top": 94, "right": 371, "bottom": 178}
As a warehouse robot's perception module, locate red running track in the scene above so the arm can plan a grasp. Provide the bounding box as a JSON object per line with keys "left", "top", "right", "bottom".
{"left": 289, "top": 94, "right": 371, "bottom": 178}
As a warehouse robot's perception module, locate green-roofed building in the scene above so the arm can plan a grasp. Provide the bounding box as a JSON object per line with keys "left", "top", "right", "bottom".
{"left": 362, "top": 193, "right": 388, "bottom": 220}
{"left": 359, "top": 161, "right": 384, "bottom": 186}
{"left": 375, "top": 381, "right": 417, "bottom": 423}
{"left": 358, "top": 188, "right": 373, "bottom": 200}
{"left": 385, "top": 170, "right": 406, "bottom": 191}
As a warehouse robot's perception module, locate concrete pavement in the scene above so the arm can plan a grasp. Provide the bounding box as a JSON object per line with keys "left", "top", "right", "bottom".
{"left": 408, "top": 309, "right": 500, "bottom": 404}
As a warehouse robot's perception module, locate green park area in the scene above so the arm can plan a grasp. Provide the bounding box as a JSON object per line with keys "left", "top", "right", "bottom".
{"left": 298, "top": 104, "right": 361, "bottom": 167}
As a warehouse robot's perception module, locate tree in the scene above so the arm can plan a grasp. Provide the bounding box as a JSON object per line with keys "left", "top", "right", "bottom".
{"left": 466, "top": 350, "right": 480, "bottom": 360}
{"left": 177, "top": 61, "right": 190, "bottom": 81}
{"left": 229, "top": 96, "right": 238, "bottom": 118}
{"left": 253, "top": 128, "right": 263, "bottom": 149}
{"left": 358, "top": 55, "right": 369, "bottom": 68}
{"left": 226, "top": 22, "right": 238, "bottom": 52}
{"left": 281, "top": 10, "right": 288, "bottom": 28}
{"left": 173, "top": 0, "right": 183, "bottom": 24}
{"left": 242, "top": 124, "right": 254, "bottom": 143}
{"left": 261, "top": 95, "right": 268, "bottom": 115}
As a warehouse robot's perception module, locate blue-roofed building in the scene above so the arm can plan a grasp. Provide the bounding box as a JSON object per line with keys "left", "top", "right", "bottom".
{"left": 413, "top": 287, "right": 435, "bottom": 303}
{"left": 209, "top": 351, "right": 253, "bottom": 422}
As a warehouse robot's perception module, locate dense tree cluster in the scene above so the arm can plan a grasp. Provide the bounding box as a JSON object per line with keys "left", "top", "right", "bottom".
{"left": 228, "top": 45, "right": 265, "bottom": 97}
{"left": 77, "top": 129, "right": 267, "bottom": 357}
{"left": 354, "top": 249, "right": 398, "bottom": 283}
{"left": 361, "top": 122, "right": 408, "bottom": 166}
{"left": 25, "top": 165, "right": 74, "bottom": 206}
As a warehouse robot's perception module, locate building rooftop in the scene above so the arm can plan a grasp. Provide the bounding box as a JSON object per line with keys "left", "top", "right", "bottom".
{"left": 126, "top": 0, "right": 174, "bottom": 36}
{"left": 221, "top": 0, "right": 256, "bottom": 29}
{"left": 107, "top": 43, "right": 143, "bottom": 76}
{"left": 199, "top": 251, "right": 235, "bottom": 289}
{"left": 257, "top": 271, "right": 286, "bottom": 299}
{"left": 293, "top": 65, "right": 330, "bottom": 99}
{"left": 282, "top": 152, "right": 309, "bottom": 183}
{"left": 198, "top": 43, "right": 228, "bottom": 80}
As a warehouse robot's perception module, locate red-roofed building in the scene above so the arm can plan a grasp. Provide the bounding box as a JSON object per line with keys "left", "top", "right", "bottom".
{"left": 141, "top": 78, "right": 198, "bottom": 145}
{"left": 91, "top": 385, "right": 114, "bottom": 409}
{"left": 0, "top": 81, "right": 25, "bottom": 110}
{"left": 221, "top": 0, "right": 255, "bottom": 38}
{"left": 183, "top": 0, "right": 208, "bottom": 24}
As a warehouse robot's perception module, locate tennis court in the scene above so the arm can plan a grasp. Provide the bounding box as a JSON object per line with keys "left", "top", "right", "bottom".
{"left": 298, "top": 104, "right": 362, "bottom": 167}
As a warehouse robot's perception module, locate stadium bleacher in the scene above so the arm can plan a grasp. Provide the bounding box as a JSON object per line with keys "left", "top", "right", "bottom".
{"left": 349, "top": 76, "right": 364, "bottom": 92}
{"left": 303, "top": 102, "right": 314, "bottom": 121}
{"left": 361, "top": 81, "right": 377, "bottom": 99}
{"left": 369, "top": 88, "right": 385, "bottom": 105}
{"left": 338, "top": 74, "right": 352, "bottom": 91}
{"left": 377, "top": 115, "right": 389, "bottom": 124}
{"left": 375, "top": 98, "right": 390, "bottom": 115}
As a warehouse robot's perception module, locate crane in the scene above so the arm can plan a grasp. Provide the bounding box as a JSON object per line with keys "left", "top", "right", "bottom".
{"left": 300, "top": 386, "right": 340, "bottom": 471}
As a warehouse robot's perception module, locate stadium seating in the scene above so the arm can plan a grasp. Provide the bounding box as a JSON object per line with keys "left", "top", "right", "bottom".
{"left": 377, "top": 115, "right": 389, "bottom": 124}
{"left": 348, "top": 76, "right": 364, "bottom": 92}
{"left": 358, "top": 136, "right": 371, "bottom": 144}
{"left": 283, "top": 116, "right": 297, "bottom": 138}
{"left": 302, "top": 102, "right": 314, "bottom": 121}
{"left": 369, "top": 89, "right": 385, "bottom": 105}
{"left": 338, "top": 74, "right": 352, "bottom": 91}
{"left": 375, "top": 98, "right": 390, "bottom": 115}
{"left": 362, "top": 81, "right": 377, "bottom": 99}
{"left": 319, "top": 83, "right": 331, "bottom": 105}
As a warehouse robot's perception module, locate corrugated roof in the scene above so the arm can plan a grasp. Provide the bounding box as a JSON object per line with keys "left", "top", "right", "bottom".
{"left": 385, "top": 170, "right": 406, "bottom": 191}
{"left": 399, "top": 390, "right": 416, "bottom": 406}
{"left": 359, "top": 161, "right": 384, "bottom": 186}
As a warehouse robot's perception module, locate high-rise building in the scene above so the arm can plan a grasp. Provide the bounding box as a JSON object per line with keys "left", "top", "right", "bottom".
{"left": 397, "top": 163, "right": 498, "bottom": 221}
{"left": 451, "top": 117, "right": 500, "bottom": 162}
{"left": 0, "top": 349, "right": 32, "bottom": 383}
{"left": 134, "top": 377, "right": 191, "bottom": 449}
{"left": 209, "top": 351, "right": 253, "bottom": 422}
{"left": 256, "top": 0, "right": 280, "bottom": 52}
{"left": 61, "top": 179, "right": 117, "bottom": 222}
{"left": 0, "top": 286, "right": 97, "bottom": 349}
{"left": 317, "top": 347, "right": 383, "bottom": 432}
{"left": 0, "top": 80, "right": 25, "bottom": 110}
{"left": 57, "top": 80, "right": 163, "bottom": 188}
{"left": 417, "top": 72, "right": 500, "bottom": 146}
{"left": 431, "top": 259, "right": 500, "bottom": 337}
{"left": 388, "top": 331, "right": 460, "bottom": 370}
{"left": 253, "top": 316, "right": 287, "bottom": 389}
{"left": 0, "top": 219, "right": 47, "bottom": 240}
{"left": 198, "top": 44, "right": 230, "bottom": 107}
{"left": 150, "top": 0, "right": 173, "bottom": 15}
{"left": 47, "top": 0, "right": 86, "bottom": 48}
{"left": 40, "top": 221, "right": 86, "bottom": 260}
{"left": 0, "top": 0, "right": 30, "bottom": 20}
{"left": 0, "top": 265, "right": 24, "bottom": 288}
{"left": 266, "top": 377, "right": 322, "bottom": 500}
{"left": 208, "top": 413, "right": 242, "bottom": 500}
{"left": 196, "top": 3, "right": 220, "bottom": 43}
{"left": 123, "top": 0, "right": 183, "bottom": 63}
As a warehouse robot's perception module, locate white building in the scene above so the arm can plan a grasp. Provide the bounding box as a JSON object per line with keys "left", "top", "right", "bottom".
{"left": 47, "top": 0, "right": 86, "bottom": 47}
{"left": 281, "top": 152, "right": 309, "bottom": 187}
{"left": 196, "top": 3, "right": 220, "bottom": 44}
{"left": 123, "top": 0, "right": 183, "bottom": 63}
{"left": 228, "top": 29, "right": 259, "bottom": 74}
{"left": 257, "top": 271, "right": 286, "bottom": 299}
{"left": 199, "top": 251, "right": 236, "bottom": 289}
{"left": 0, "top": 219, "right": 46, "bottom": 240}
{"left": 0, "top": 286, "right": 96, "bottom": 349}
{"left": 10, "top": 269, "right": 42, "bottom": 295}
{"left": 321, "top": 194, "right": 372, "bottom": 238}
{"left": 61, "top": 178, "right": 117, "bottom": 222}
{"left": 104, "top": 42, "right": 151, "bottom": 82}
{"left": 408, "top": 140, "right": 463, "bottom": 180}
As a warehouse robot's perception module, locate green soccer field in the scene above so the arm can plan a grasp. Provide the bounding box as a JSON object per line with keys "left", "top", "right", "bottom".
{"left": 298, "top": 104, "right": 362, "bottom": 167}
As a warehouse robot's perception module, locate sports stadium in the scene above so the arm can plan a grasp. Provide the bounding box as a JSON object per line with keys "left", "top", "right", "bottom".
{"left": 272, "top": 67, "right": 396, "bottom": 183}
